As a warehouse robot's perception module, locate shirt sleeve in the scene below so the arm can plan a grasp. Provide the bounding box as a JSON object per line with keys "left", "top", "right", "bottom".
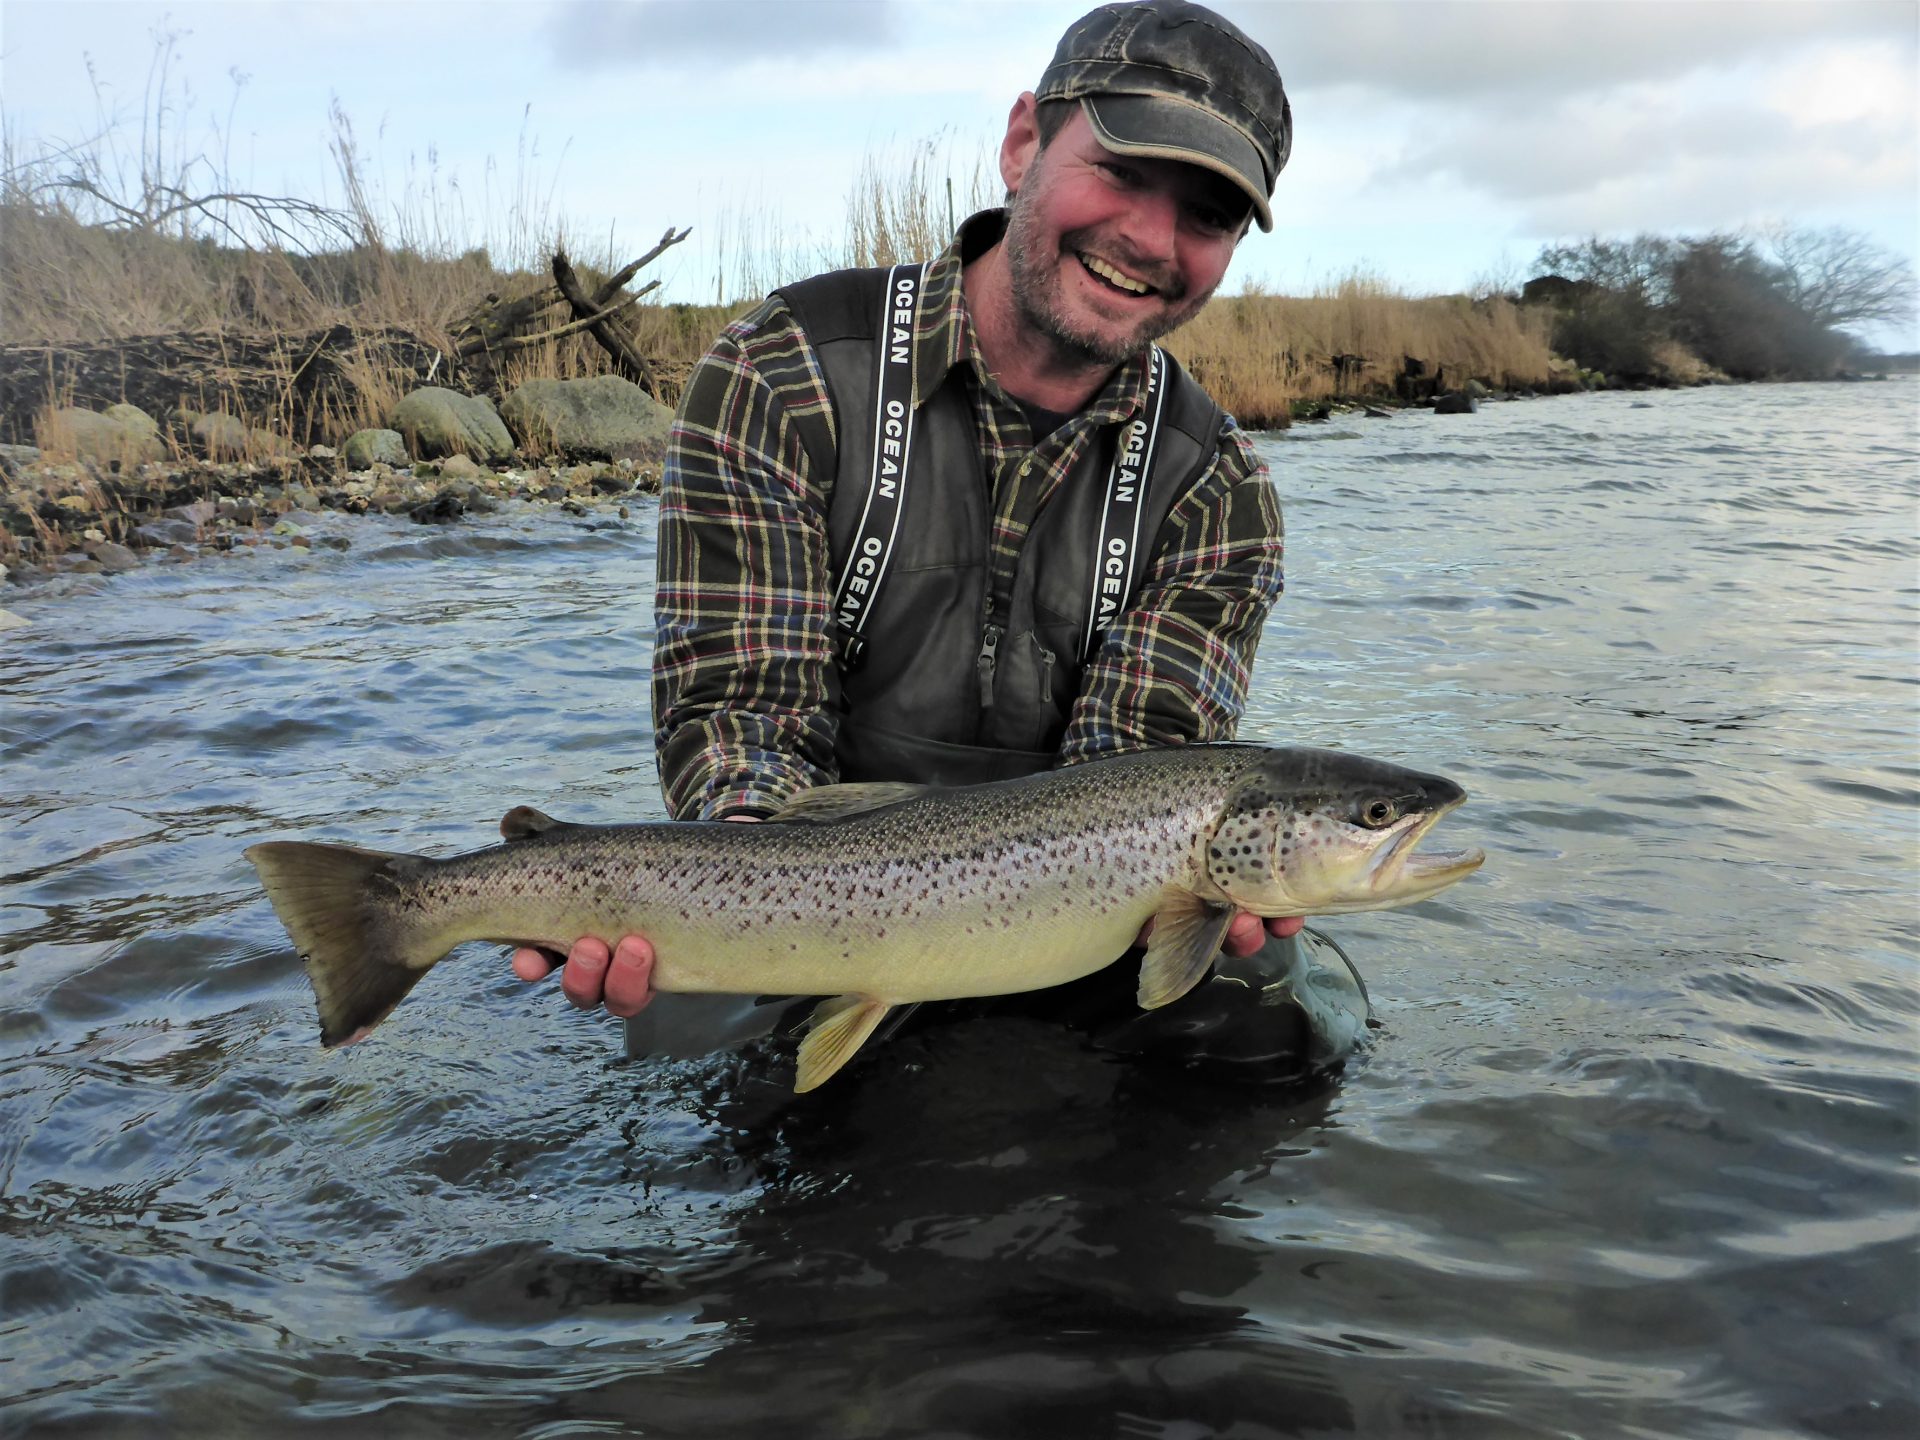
{"left": 1056, "top": 421, "right": 1283, "bottom": 763}
{"left": 651, "top": 299, "right": 843, "bottom": 820}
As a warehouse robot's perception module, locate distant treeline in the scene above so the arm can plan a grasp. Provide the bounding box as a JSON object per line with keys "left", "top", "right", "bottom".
{"left": 1516, "top": 227, "right": 1915, "bottom": 384}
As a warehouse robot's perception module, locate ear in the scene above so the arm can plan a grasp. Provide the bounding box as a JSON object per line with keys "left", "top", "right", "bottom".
{"left": 1001, "top": 91, "right": 1043, "bottom": 194}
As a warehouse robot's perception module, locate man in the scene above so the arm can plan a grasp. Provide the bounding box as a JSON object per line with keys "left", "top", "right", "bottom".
{"left": 513, "top": 1, "right": 1371, "bottom": 1074}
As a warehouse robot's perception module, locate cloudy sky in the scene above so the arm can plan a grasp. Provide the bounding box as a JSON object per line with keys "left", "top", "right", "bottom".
{"left": 4, "top": 0, "right": 1916, "bottom": 344}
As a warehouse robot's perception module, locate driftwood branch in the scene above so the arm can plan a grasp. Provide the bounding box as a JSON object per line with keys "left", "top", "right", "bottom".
{"left": 493, "top": 283, "right": 661, "bottom": 353}
{"left": 554, "top": 249, "right": 658, "bottom": 396}
{"left": 592, "top": 226, "right": 692, "bottom": 305}
{"left": 449, "top": 227, "right": 690, "bottom": 395}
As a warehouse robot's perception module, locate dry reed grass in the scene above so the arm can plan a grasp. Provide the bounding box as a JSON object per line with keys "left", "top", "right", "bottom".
{"left": 3, "top": 40, "right": 1561, "bottom": 444}
{"left": 1166, "top": 273, "right": 1559, "bottom": 427}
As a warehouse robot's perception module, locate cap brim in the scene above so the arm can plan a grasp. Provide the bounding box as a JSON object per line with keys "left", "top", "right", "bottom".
{"left": 1083, "top": 95, "right": 1273, "bottom": 232}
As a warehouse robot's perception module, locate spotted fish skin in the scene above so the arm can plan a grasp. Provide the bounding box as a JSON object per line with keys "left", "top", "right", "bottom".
{"left": 245, "top": 744, "right": 1484, "bottom": 1089}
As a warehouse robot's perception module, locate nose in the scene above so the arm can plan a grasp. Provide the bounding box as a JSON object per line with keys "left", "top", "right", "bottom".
{"left": 1112, "top": 184, "right": 1180, "bottom": 267}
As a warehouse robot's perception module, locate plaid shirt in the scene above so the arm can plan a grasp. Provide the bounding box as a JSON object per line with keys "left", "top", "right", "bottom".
{"left": 653, "top": 211, "right": 1284, "bottom": 821}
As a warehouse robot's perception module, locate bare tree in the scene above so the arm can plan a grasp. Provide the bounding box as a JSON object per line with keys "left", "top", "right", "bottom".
{"left": 1762, "top": 224, "right": 1917, "bottom": 333}
{"left": 1533, "top": 234, "right": 1677, "bottom": 306}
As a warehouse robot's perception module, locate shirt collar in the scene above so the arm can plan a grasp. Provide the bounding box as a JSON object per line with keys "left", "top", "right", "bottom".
{"left": 913, "top": 208, "right": 1157, "bottom": 429}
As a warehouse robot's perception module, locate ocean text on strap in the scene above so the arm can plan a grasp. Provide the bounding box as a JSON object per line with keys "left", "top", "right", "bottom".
{"left": 1082, "top": 345, "right": 1169, "bottom": 664}
{"left": 833, "top": 262, "right": 926, "bottom": 671}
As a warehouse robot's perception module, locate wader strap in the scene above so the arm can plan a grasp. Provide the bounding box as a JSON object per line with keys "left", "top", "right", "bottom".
{"left": 1082, "top": 344, "right": 1169, "bottom": 664}
{"left": 832, "top": 261, "right": 927, "bottom": 672}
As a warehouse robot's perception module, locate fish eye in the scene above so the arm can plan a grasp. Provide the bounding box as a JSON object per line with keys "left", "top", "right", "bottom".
{"left": 1358, "top": 798, "right": 1399, "bottom": 829}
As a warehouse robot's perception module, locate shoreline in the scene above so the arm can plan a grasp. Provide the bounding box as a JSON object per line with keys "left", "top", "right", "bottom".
{"left": 0, "top": 447, "right": 659, "bottom": 593}
{"left": 3, "top": 373, "right": 1907, "bottom": 602}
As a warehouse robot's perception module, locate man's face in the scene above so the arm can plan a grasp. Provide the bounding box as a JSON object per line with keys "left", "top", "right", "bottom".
{"left": 1000, "top": 100, "right": 1249, "bottom": 369}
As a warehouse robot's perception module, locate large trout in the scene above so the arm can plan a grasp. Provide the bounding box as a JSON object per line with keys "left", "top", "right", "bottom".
{"left": 247, "top": 744, "right": 1483, "bottom": 1090}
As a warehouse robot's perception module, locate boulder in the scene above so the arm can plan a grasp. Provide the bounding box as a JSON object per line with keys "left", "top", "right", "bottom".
{"left": 43, "top": 405, "right": 166, "bottom": 465}
{"left": 0, "top": 443, "right": 43, "bottom": 472}
{"left": 1432, "top": 391, "right": 1479, "bottom": 415}
{"left": 343, "top": 428, "right": 409, "bottom": 469}
{"left": 390, "top": 387, "right": 513, "bottom": 462}
{"left": 87, "top": 540, "right": 141, "bottom": 573}
{"left": 168, "top": 409, "right": 288, "bottom": 460}
{"left": 500, "top": 375, "right": 673, "bottom": 462}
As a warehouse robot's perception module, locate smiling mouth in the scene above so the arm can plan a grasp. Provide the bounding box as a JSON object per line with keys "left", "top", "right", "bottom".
{"left": 1076, "top": 251, "right": 1155, "bottom": 298}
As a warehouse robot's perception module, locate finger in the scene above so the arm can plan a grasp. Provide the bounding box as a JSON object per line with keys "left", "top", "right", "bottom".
{"left": 602, "top": 934, "right": 657, "bottom": 1019}
{"left": 1222, "top": 911, "right": 1267, "bottom": 957}
{"left": 510, "top": 946, "right": 563, "bottom": 982}
{"left": 1266, "top": 915, "right": 1306, "bottom": 939}
{"left": 560, "top": 936, "right": 614, "bottom": 1010}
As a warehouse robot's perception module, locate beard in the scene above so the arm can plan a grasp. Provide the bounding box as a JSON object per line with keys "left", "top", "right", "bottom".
{"left": 1000, "top": 183, "right": 1219, "bottom": 370}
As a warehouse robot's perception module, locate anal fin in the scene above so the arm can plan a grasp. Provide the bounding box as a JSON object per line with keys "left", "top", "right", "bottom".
{"left": 795, "top": 994, "right": 892, "bottom": 1092}
{"left": 1137, "top": 888, "right": 1236, "bottom": 1009}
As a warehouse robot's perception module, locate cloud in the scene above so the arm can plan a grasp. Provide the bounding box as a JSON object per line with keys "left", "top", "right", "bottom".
{"left": 1249, "top": 0, "right": 1916, "bottom": 107}
{"left": 547, "top": 0, "right": 900, "bottom": 67}
{"left": 1355, "top": 29, "right": 1917, "bottom": 240}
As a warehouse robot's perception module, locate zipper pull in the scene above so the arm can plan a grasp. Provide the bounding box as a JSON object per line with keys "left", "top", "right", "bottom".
{"left": 1035, "top": 644, "right": 1056, "bottom": 704}
{"left": 976, "top": 623, "right": 1003, "bottom": 710}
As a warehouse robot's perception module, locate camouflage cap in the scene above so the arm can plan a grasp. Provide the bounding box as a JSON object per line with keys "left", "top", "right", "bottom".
{"left": 1037, "top": 1, "right": 1291, "bottom": 232}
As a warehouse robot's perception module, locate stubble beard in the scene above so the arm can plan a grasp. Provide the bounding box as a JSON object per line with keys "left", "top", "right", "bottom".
{"left": 1001, "top": 182, "right": 1218, "bottom": 371}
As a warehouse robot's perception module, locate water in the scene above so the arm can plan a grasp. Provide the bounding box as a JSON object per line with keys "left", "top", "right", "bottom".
{"left": 3, "top": 382, "right": 1915, "bottom": 1437}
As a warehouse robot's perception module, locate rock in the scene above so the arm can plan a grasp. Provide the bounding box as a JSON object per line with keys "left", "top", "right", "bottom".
{"left": 1432, "top": 391, "right": 1479, "bottom": 415}
{"left": 1464, "top": 378, "right": 1490, "bottom": 401}
{"left": 136, "top": 516, "right": 202, "bottom": 546}
{"left": 270, "top": 519, "right": 307, "bottom": 537}
{"left": 309, "top": 444, "right": 338, "bottom": 461}
{"left": 43, "top": 405, "right": 166, "bottom": 466}
{"left": 88, "top": 541, "right": 140, "bottom": 573}
{"left": 409, "top": 490, "right": 467, "bottom": 524}
{"left": 0, "top": 443, "right": 43, "bottom": 470}
{"left": 439, "top": 453, "right": 483, "bottom": 481}
{"left": 0, "top": 609, "right": 27, "bottom": 630}
{"left": 500, "top": 375, "right": 673, "bottom": 462}
{"left": 390, "top": 388, "right": 513, "bottom": 462}
{"left": 184, "top": 411, "right": 252, "bottom": 460}
{"left": 343, "top": 428, "right": 409, "bottom": 469}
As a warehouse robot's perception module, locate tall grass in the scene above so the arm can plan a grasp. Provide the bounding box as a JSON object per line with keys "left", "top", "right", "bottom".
{"left": 843, "top": 131, "right": 998, "bottom": 272}
{"left": 2, "top": 41, "right": 1556, "bottom": 444}
{"left": 1166, "top": 272, "right": 1558, "bottom": 426}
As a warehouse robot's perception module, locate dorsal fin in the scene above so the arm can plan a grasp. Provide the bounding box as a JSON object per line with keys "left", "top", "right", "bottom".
{"left": 499, "top": 805, "right": 582, "bottom": 842}
{"left": 767, "top": 782, "right": 929, "bottom": 824}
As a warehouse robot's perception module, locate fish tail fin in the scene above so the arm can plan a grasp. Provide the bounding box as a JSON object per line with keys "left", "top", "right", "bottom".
{"left": 245, "top": 841, "right": 436, "bottom": 1047}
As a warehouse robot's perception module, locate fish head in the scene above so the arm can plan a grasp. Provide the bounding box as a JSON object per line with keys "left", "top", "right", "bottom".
{"left": 1202, "top": 747, "right": 1485, "bottom": 916}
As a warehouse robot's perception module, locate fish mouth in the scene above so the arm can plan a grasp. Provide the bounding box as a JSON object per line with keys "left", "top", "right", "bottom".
{"left": 1368, "top": 798, "right": 1485, "bottom": 899}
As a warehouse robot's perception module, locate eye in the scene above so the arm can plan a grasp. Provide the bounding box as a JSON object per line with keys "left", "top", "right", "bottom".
{"left": 1186, "top": 202, "right": 1235, "bottom": 235}
{"left": 1358, "top": 798, "right": 1399, "bottom": 829}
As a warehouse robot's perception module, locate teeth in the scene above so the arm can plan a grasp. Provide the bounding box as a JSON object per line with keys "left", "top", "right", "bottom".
{"left": 1079, "top": 253, "right": 1151, "bottom": 295}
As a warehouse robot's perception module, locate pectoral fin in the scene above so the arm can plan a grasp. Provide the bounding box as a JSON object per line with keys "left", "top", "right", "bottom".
{"left": 1137, "top": 889, "right": 1236, "bottom": 1009}
{"left": 795, "top": 994, "right": 892, "bottom": 1092}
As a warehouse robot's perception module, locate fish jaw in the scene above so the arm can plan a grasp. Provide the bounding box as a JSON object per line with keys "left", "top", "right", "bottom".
{"left": 1341, "top": 796, "right": 1486, "bottom": 911}
{"left": 1205, "top": 787, "right": 1484, "bottom": 919}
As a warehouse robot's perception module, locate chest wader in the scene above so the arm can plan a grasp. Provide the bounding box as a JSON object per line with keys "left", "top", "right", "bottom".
{"left": 627, "top": 266, "right": 1372, "bottom": 1079}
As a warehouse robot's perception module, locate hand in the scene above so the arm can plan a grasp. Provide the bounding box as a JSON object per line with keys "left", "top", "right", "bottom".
{"left": 509, "top": 814, "right": 761, "bottom": 1018}
{"left": 1134, "top": 910, "right": 1303, "bottom": 955}
{"left": 1225, "top": 911, "right": 1304, "bottom": 956}
{"left": 511, "top": 933, "right": 658, "bottom": 1018}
